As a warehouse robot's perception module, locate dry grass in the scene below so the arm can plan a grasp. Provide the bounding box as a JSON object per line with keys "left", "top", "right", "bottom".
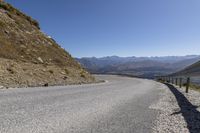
{"left": 0, "top": 2, "right": 96, "bottom": 88}
{"left": 0, "top": 5, "right": 79, "bottom": 67}
{"left": 64, "top": 68, "right": 70, "bottom": 75}
{"left": 189, "top": 84, "right": 200, "bottom": 92}
{"left": 0, "top": 21, "right": 5, "bottom": 27}
{"left": 0, "top": 2, "right": 40, "bottom": 29}
{"left": 0, "top": 58, "right": 96, "bottom": 88}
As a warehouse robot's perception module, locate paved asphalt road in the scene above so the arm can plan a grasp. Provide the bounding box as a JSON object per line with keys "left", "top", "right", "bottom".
{"left": 0, "top": 75, "right": 164, "bottom": 133}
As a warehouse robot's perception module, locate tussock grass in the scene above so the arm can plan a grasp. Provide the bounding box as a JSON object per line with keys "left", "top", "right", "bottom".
{"left": 190, "top": 83, "right": 200, "bottom": 92}
{"left": 0, "top": 2, "right": 40, "bottom": 29}
{"left": 0, "top": 21, "right": 5, "bottom": 27}
{"left": 0, "top": 2, "right": 96, "bottom": 87}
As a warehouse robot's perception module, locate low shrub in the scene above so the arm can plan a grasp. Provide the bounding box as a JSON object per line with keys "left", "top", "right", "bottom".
{"left": 80, "top": 70, "right": 86, "bottom": 78}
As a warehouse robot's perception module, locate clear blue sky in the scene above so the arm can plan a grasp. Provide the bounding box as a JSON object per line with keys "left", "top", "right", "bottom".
{"left": 5, "top": 0, "right": 200, "bottom": 57}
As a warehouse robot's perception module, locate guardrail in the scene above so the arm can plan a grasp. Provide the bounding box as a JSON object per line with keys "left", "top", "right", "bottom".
{"left": 156, "top": 76, "right": 191, "bottom": 93}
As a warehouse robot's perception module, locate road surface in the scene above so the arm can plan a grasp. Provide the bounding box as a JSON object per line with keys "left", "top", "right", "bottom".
{"left": 0, "top": 75, "right": 164, "bottom": 133}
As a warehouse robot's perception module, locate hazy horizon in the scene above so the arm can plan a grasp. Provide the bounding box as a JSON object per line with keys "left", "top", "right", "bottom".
{"left": 6, "top": 0, "right": 200, "bottom": 57}
{"left": 76, "top": 54, "right": 200, "bottom": 58}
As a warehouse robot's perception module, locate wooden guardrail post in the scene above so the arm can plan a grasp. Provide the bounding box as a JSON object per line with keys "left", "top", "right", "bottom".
{"left": 186, "top": 77, "right": 190, "bottom": 93}
{"left": 179, "top": 78, "right": 182, "bottom": 88}
{"left": 172, "top": 77, "right": 174, "bottom": 84}
{"left": 175, "top": 78, "right": 178, "bottom": 85}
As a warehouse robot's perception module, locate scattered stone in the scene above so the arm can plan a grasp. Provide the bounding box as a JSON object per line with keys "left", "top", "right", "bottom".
{"left": 61, "top": 71, "right": 66, "bottom": 75}
{"left": 37, "top": 57, "right": 44, "bottom": 63}
{"left": 20, "top": 45, "right": 26, "bottom": 48}
{"left": 0, "top": 86, "right": 5, "bottom": 89}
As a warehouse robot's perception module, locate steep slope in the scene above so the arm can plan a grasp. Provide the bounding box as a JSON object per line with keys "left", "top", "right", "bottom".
{"left": 175, "top": 61, "right": 200, "bottom": 76}
{"left": 168, "top": 57, "right": 200, "bottom": 71}
{"left": 0, "top": 2, "right": 95, "bottom": 88}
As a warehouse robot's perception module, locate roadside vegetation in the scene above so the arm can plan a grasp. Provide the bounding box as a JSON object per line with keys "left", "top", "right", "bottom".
{"left": 188, "top": 83, "right": 200, "bottom": 92}
{"left": 157, "top": 78, "right": 200, "bottom": 93}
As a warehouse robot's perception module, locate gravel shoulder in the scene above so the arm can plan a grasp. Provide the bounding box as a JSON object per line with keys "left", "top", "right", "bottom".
{"left": 150, "top": 83, "right": 200, "bottom": 133}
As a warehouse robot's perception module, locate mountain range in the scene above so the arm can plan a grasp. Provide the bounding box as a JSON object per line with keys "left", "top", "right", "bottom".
{"left": 76, "top": 55, "right": 200, "bottom": 78}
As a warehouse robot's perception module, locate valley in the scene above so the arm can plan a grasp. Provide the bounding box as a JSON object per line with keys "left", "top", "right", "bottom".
{"left": 77, "top": 55, "right": 200, "bottom": 78}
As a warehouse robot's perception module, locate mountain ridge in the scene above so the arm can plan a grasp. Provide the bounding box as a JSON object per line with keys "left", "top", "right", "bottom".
{"left": 77, "top": 55, "right": 200, "bottom": 78}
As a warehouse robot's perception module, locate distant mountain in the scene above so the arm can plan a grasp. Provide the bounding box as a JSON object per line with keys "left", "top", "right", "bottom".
{"left": 76, "top": 55, "right": 200, "bottom": 78}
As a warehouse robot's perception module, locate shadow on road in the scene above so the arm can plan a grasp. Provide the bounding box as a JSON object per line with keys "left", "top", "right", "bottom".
{"left": 165, "top": 83, "right": 200, "bottom": 133}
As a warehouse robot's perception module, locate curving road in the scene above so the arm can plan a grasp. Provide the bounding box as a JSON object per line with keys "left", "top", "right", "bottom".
{"left": 0, "top": 75, "right": 164, "bottom": 133}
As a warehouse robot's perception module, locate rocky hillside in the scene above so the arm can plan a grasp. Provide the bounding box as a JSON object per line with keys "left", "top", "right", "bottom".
{"left": 0, "top": 2, "right": 95, "bottom": 88}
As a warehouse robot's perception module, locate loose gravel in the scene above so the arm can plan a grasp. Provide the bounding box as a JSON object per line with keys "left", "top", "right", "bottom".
{"left": 150, "top": 83, "right": 200, "bottom": 133}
